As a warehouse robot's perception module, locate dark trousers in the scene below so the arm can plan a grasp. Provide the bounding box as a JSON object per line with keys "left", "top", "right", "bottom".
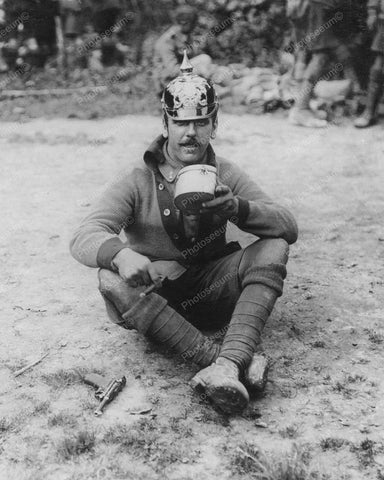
{"left": 100, "top": 238, "right": 289, "bottom": 333}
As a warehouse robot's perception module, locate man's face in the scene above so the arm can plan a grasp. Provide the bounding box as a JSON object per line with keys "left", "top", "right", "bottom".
{"left": 177, "top": 15, "right": 195, "bottom": 34}
{"left": 166, "top": 117, "right": 217, "bottom": 166}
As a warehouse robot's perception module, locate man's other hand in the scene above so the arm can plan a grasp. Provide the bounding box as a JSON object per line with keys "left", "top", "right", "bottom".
{"left": 200, "top": 184, "right": 239, "bottom": 222}
{"left": 112, "top": 249, "right": 159, "bottom": 287}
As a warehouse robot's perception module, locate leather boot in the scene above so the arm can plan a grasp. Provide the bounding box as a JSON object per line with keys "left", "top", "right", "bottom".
{"left": 243, "top": 353, "right": 269, "bottom": 393}
{"left": 99, "top": 269, "right": 220, "bottom": 367}
{"left": 190, "top": 357, "right": 249, "bottom": 414}
{"left": 209, "top": 240, "right": 287, "bottom": 397}
{"left": 354, "top": 69, "right": 383, "bottom": 128}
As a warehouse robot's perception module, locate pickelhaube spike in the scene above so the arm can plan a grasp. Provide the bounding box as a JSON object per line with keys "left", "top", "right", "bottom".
{"left": 161, "top": 50, "right": 218, "bottom": 121}
{"left": 180, "top": 49, "right": 193, "bottom": 75}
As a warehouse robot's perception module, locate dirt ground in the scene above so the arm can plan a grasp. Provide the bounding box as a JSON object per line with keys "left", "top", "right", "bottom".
{"left": 0, "top": 111, "right": 383, "bottom": 480}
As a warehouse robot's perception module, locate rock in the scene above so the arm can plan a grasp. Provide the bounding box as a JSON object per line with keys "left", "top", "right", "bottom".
{"left": 255, "top": 421, "right": 268, "bottom": 428}
{"left": 263, "top": 88, "right": 280, "bottom": 102}
{"left": 245, "top": 85, "right": 264, "bottom": 105}
{"left": 314, "top": 79, "right": 352, "bottom": 102}
{"left": 215, "top": 85, "right": 232, "bottom": 99}
{"left": 12, "top": 107, "right": 25, "bottom": 114}
{"left": 211, "top": 66, "right": 235, "bottom": 86}
{"left": 259, "top": 77, "right": 279, "bottom": 90}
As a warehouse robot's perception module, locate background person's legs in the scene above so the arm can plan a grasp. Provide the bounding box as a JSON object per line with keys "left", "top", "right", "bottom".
{"left": 355, "top": 54, "right": 384, "bottom": 128}
{"left": 289, "top": 2, "right": 342, "bottom": 127}
{"left": 290, "top": 51, "right": 330, "bottom": 127}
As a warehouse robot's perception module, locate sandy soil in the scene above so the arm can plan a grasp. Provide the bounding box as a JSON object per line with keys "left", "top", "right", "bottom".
{"left": 0, "top": 113, "right": 383, "bottom": 480}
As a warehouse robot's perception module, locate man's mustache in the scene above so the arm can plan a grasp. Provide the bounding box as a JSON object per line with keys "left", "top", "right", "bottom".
{"left": 179, "top": 137, "right": 210, "bottom": 146}
{"left": 180, "top": 141, "right": 200, "bottom": 146}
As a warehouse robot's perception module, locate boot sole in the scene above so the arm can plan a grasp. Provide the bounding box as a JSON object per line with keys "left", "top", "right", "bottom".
{"left": 205, "top": 384, "right": 249, "bottom": 414}
{"left": 191, "top": 376, "right": 249, "bottom": 414}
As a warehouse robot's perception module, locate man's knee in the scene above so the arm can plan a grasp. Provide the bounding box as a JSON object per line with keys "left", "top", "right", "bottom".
{"left": 243, "top": 238, "right": 289, "bottom": 267}
{"left": 98, "top": 268, "right": 139, "bottom": 314}
{"left": 239, "top": 239, "right": 289, "bottom": 295}
{"left": 98, "top": 269, "right": 169, "bottom": 328}
{"left": 98, "top": 269, "right": 123, "bottom": 295}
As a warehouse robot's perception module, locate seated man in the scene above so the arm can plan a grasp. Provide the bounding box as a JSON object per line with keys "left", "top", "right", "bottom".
{"left": 70, "top": 52, "right": 298, "bottom": 414}
{"left": 153, "top": 5, "right": 215, "bottom": 96}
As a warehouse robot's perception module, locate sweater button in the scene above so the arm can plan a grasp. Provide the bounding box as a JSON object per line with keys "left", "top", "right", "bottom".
{"left": 173, "top": 233, "right": 179, "bottom": 240}
{"left": 163, "top": 208, "right": 171, "bottom": 216}
{"left": 158, "top": 183, "right": 164, "bottom": 190}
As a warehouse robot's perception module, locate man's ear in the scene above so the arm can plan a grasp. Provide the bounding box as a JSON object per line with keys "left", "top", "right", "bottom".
{"left": 162, "top": 116, "right": 168, "bottom": 138}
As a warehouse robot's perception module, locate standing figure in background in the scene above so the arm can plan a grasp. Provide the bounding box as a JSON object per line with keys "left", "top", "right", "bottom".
{"left": 59, "top": 0, "right": 128, "bottom": 71}
{"left": 3, "top": 0, "right": 60, "bottom": 69}
{"left": 59, "top": 0, "right": 92, "bottom": 70}
{"left": 288, "top": 0, "right": 355, "bottom": 128}
{"left": 286, "top": 0, "right": 310, "bottom": 83}
{"left": 354, "top": 0, "right": 384, "bottom": 127}
{"left": 32, "top": 0, "right": 61, "bottom": 65}
{"left": 60, "top": 0, "right": 90, "bottom": 41}
{"left": 153, "top": 5, "right": 215, "bottom": 96}
{"left": 91, "top": 0, "right": 128, "bottom": 67}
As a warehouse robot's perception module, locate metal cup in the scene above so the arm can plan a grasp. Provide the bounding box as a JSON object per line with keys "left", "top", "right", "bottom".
{"left": 174, "top": 164, "right": 217, "bottom": 213}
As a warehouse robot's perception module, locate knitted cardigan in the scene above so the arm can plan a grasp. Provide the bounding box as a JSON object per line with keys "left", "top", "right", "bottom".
{"left": 70, "top": 136, "right": 298, "bottom": 271}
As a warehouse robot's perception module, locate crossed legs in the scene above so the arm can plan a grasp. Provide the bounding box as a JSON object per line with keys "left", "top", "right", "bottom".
{"left": 98, "top": 238, "right": 289, "bottom": 413}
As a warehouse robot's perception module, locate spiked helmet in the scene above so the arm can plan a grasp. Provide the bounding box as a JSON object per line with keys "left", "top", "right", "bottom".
{"left": 161, "top": 50, "right": 218, "bottom": 121}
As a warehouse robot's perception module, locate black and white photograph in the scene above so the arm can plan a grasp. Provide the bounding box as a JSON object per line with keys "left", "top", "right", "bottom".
{"left": 1, "top": 1, "right": 383, "bottom": 479}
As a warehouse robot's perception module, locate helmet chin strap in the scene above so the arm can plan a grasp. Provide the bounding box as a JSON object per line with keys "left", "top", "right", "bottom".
{"left": 162, "top": 116, "right": 168, "bottom": 138}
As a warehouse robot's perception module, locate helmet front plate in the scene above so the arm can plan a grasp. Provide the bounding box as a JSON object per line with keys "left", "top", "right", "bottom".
{"left": 162, "top": 75, "right": 218, "bottom": 120}
{"left": 161, "top": 51, "right": 218, "bottom": 120}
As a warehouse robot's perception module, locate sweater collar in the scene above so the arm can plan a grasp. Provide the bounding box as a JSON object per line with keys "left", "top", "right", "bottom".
{"left": 144, "top": 135, "right": 217, "bottom": 182}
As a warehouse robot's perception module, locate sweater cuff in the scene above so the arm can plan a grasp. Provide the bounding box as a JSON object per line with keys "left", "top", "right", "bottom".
{"left": 97, "top": 237, "right": 127, "bottom": 269}
{"left": 233, "top": 197, "right": 250, "bottom": 228}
